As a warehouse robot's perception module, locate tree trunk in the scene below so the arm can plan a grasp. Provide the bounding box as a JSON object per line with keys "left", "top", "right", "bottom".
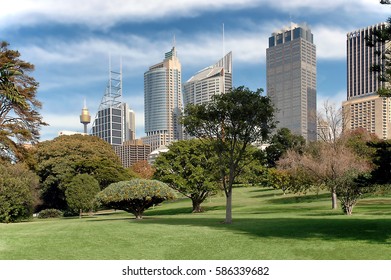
{"left": 331, "top": 189, "right": 337, "bottom": 210}
{"left": 343, "top": 203, "right": 353, "bottom": 215}
{"left": 225, "top": 189, "right": 232, "bottom": 224}
{"left": 135, "top": 214, "right": 143, "bottom": 220}
{"left": 79, "top": 209, "right": 82, "bottom": 219}
{"left": 192, "top": 199, "right": 203, "bottom": 213}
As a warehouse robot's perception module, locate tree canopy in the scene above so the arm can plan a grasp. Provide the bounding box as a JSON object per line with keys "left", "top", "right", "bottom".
{"left": 0, "top": 41, "right": 46, "bottom": 161}
{"left": 182, "top": 86, "right": 275, "bottom": 223}
{"left": 154, "top": 139, "right": 220, "bottom": 213}
{"left": 95, "top": 179, "right": 176, "bottom": 219}
{"left": 34, "top": 134, "right": 131, "bottom": 210}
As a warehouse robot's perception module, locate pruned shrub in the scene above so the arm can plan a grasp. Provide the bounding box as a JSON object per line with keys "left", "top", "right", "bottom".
{"left": 95, "top": 178, "right": 176, "bottom": 219}
{"left": 38, "top": 209, "right": 63, "bottom": 219}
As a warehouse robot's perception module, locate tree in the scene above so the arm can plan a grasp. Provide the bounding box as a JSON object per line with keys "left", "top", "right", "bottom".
{"left": 129, "top": 160, "right": 155, "bottom": 179}
{"left": 278, "top": 141, "right": 372, "bottom": 212}
{"left": 182, "top": 86, "right": 275, "bottom": 223}
{"left": 34, "top": 134, "right": 131, "bottom": 210}
{"left": 0, "top": 161, "right": 39, "bottom": 223}
{"left": 265, "top": 128, "right": 305, "bottom": 167}
{"left": 367, "top": 140, "right": 391, "bottom": 185}
{"left": 95, "top": 179, "right": 176, "bottom": 219}
{"left": 365, "top": 17, "right": 391, "bottom": 97}
{"left": 154, "top": 139, "right": 220, "bottom": 213}
{"left": 65, "top": 174, "right": 100, "bottom": 218}
{"left": 0, "top": 41, "right": 46, "bottom": 161}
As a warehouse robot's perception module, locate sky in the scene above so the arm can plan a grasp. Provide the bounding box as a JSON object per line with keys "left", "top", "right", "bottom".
{"left": 1, "top": 0, "right": 390, "bottom": 141}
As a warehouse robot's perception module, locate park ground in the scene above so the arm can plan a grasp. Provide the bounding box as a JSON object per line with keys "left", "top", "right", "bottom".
{"left": 1, "top": 187, "right": 391, "bottom": 260}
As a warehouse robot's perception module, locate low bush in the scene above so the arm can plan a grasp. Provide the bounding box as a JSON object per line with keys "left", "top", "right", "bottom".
{"left": 38, "top": 209, "right": 63, "bottom": 219}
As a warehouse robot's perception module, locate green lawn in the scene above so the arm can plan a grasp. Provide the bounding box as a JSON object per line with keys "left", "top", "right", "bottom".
{"left": 1, "top": 187, "right": 391, "bottom": 260}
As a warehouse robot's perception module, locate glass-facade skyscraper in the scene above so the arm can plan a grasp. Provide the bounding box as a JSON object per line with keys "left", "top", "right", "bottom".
{"left": 142, "top": 46, "right": 183, "bottom": 151}
{"left": 266, "top": 23, "right": 317, "bottom": 142}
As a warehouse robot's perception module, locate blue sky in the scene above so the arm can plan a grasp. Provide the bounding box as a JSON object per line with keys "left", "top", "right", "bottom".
{"left": 1, "top": 0, "right": 389, "bottom": 141}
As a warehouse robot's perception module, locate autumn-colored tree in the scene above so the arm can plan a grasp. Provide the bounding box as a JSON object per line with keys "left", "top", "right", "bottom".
{"left": 0, "top": 41, "right": 46, "bottom": 161}
{"left": 95, "top": 179, "right": 176, "bottom": 219}
{"left": 129, "top": 160, "right": 155, "bottom": 179}
{"left": 34, "top": 134, "right": 131, "bottom": 210}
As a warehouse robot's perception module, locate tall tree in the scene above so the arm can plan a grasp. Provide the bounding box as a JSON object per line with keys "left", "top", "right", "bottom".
{"left": 182, "top": 86, "right": 275, "bottom": 223}
{"left": 154, "top": 139, "right": 220, "bottom": 213}
{"left": 365, "top": 17, "right": 391, "bottom": 97}
{"left": 0, "top": 41, "right": 46, "bottom": 161}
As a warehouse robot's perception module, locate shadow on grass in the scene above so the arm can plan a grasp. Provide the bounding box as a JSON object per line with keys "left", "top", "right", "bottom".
{"left": 268, "top": 193, "right": 330, "bottom": 204}
{"left": 138, "top": 216, "right": 391, "bottom": 245}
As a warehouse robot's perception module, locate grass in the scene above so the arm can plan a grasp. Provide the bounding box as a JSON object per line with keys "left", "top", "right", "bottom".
{"left": 1, "top": 187, "right": 391, "bottom": 260}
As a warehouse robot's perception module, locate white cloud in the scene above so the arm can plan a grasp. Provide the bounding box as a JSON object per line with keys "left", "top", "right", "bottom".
{"left": 312, "top": 25, "right": 347, "bottom": 60}
{"left": 317, "top": 90, "right": 347, "bottom": 110}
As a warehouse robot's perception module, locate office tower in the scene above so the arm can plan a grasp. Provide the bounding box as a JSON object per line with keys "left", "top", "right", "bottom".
{"left": 113, "top": 139, "right": 151, "bottom": 168}
{"left": 183, "top": 51, "right": 232, "bottom": 107}
{"left": 142, "top": 46, "right": 183, "bottom": 151}
{"left": 266, "top": 23, "right": 317, "bottom": 142}
{"left": 342, "top": 23, "right": 391, "bottom": 140}
{"left": 91, "top": 61, "right": 135, "bottom": 145}
{"left": 121, "top": 103, "right": 136, "bottom": 141}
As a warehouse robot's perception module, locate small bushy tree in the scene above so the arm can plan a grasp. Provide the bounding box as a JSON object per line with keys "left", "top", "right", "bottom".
{"left": 65, "top": 174, "right": 100, "bottom": 218}
{"left": 154, "top": 139, "right": 219, "bottom": 213}
{"left": 95, "top": 179, "right": 176, "bottom": 219}
{"left": 0, "top": 162, "right": 39, "bottom": 223}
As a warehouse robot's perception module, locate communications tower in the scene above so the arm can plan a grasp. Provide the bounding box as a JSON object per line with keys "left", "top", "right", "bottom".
{"left": 80, "top": 99, "right": 91, "bottom": 134}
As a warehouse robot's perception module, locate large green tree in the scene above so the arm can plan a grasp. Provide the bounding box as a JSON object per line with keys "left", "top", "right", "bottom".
{"left": 0, "top": 41, "right": 46, "bottom": 161}
{"left": 182, "top": 86, "right": 275, "bottom": 223}
{"left": 34, "top": 134, "right": 131, "bottom": 210}
{"left": 154, "top": 139, "right": 220, "bottom": 213}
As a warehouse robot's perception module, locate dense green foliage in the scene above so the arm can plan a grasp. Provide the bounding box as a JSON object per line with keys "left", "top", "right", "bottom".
{"left": 265, "top": 128, "right": 305, "bottom": 167}
{"left": 1, "top": 187, "right": 391, "bottom": 260}
{"left": 183, "top": 86, "right": 275, "bottom": 223}
{"left": 154, "top": 139, "right": 220, "bottom": 212}
{"left": 0, "top": 41, "right": 46, "bottom": 161}
{"left": 65, "top": 174, "right": 100, "bottom": 218}
{"left": 34, "top": 134, "right": 131, "bottom": 210}
{"left": 38, "top": 208, "right": 63, "bottom": 219}
{"left": 95, "top": 179, "right": 176, "bottom": 219}
{"left": 0, "top": 162, "right": 39, "bottom": 223}
{"left": 368, "top": 140, "right": 391, "bottom": 185}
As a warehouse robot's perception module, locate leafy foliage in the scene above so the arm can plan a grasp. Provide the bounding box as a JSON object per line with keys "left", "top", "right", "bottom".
{"left": 0, "top": 41, "right": 47, "bottom": 161}
{"left": 95, "top": 179, "right": 176, "bottom": 219}
{"left": 34, "top": 134, "right": 131, "bottom": 210}
{"left": 0, "top": 162, "right": 39, "bottom": 223}
{"left": 182, "top": 86, "right": 275, "bottom": 223}
{"left": 38, "top": 208, "right": 63, "bottom": 219}
{"left": 154, "top": 139, "right": 220, "bottom": 212}
{"left": 65, "top": 174, "right": 100, "bottom": 218}
{"left": 129, "top": 160, "right": 155, "bottom": 179}
{"left": 367, "top": 140, "right": 391, "bottom": 185}
{"left": 265, "top": 128, "right": 305, "bottom": 167}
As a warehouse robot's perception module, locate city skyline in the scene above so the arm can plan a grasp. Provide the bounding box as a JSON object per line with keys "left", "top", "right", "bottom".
{"left": 1, "top": 1, "right": 389, "bottom": 141}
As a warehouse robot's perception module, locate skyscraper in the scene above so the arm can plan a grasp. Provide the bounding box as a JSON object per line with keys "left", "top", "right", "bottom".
{"left": 183, "top": 51, "right": 232, "bottom": 107}
{"left": 91, "top": 61, "right": 134, "bottom": 145}
{"left": 142, "top": 46, "right": 183, "bottom": 151}
{"left": 266, "top": 23, "right": 317, "bottom": 142}
{"left": 342, "top": 23, "right": 391, "bottom": 140}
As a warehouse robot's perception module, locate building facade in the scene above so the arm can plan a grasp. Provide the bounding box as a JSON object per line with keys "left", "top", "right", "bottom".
{"left": 183, "top": 52, "right": 232, "bottom": 107}
{"left": 266, "top": 23, "right": 317, "bottom": 142}
{"left": 142, "top": 46, "right": 183, "bottom": 150}
{"left": 342, "top": 23, "right": 391, "bottom": 140}
{"left": 113, "top": 139, "right": 151, "bottom": 168}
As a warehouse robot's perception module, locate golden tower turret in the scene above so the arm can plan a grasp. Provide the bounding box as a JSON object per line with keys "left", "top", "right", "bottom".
{"left": 80, "top": 99, "right": 91, "bottom": 134}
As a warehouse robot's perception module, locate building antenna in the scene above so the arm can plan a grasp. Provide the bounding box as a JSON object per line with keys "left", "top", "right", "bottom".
{"left": 173, "top": 34, "right": 176, "bottom": 48}
{"left": 222, "top": 23, "right": 225, "bottom": 94}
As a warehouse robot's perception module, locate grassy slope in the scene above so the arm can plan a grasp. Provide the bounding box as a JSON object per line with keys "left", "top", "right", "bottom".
{"left": 1, "top": 187, "right": 391, "bottom": 260}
